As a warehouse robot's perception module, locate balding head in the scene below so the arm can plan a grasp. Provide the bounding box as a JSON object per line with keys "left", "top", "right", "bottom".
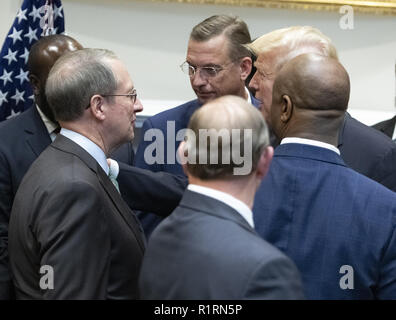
{"left": 270, "top": 53, "right": 350, "bottom": 143}
{"left": 182, "top": 95, "right": 270, "bottom": 179}
{"left": 28, "top": 34, "right": 83, "bottom": 122}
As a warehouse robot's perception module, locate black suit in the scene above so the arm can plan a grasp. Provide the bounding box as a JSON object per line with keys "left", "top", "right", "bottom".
{"left": 338, "top": 113, "right": 396, "bottom": 192}
{"left": 9, "top": 135, "right": 146, "bottom": 299}
{"left": 372, "top": 116, "right": 396, "bottom": 139}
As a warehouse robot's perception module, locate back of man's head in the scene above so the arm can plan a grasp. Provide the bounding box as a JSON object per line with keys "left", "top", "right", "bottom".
{"left": 191, "top": 15, "right": 252, "bottom": 60}
{"left": 27, "top": 34, "right": 83, "bottom": 122}
{"left": 182, "top": 95, "right": 270, "bottom": 179}
{"left": 271, "top": 53, "right": 350, "bottom": 141}
{"left": 46, "top": 48, "right": 118, "bottom": 122}
{"left": 27, "top": 34, "right": 82, "bottom": 76}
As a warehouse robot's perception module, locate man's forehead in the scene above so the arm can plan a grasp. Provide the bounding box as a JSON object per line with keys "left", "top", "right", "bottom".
{"left": 187, "top": 36, "right": 230, "bottom": 62}
{"left": 255, "top": 53, "right": 277, "bottom": 71}
{"left": 111, "top": 59, "right": 134, "bottom": 90}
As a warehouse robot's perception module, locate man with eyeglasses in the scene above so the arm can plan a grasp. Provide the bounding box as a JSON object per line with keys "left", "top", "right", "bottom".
{"left": 133, "top": 14, "right": 260, "bottom": 236}
{"left": 0, "top": 35, "right": 184, "bottom": 299}
{"left": 9, "top": 48, "right": 148, "bottom": 299}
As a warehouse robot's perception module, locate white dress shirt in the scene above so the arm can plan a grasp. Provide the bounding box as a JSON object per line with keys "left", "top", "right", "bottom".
{"left": 281, "top": 137, "right": 340, "bottom": 155}
{"left": 187, "top": 184, "right": 254, "bottom": 228}
{"left": 36, "top": 104, "right": 59, "bottom": 142}
{"left": 60, "top": 128, "right": 109, "bottom": 175}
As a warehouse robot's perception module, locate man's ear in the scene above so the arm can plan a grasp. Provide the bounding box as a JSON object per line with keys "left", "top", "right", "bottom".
{"left": 280, "top": 94, "right": 293, "bottom": 123}
{"left": 177, "top": 141, "right": 189, "bottom": 176}
{"left": 239, "top": 57, "right": 252, "bottom": 81}
{"left": 28, "top": 74, "right": 40, "bottom": 95}
{"left": 256, "top": 146, "right": 274, "bottom": 180}
{"left": 89, "top": 95, "right": 106, "bottom": 120}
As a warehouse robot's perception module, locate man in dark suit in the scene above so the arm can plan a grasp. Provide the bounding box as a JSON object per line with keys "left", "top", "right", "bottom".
{"left": 253, "top": 53, "right": 396, "bottom": 299}
{"left": 139, "top": 95, "right": 304, "bottom": 299}
{"left": 373, "top": 115, "right": 396, "bottom": 139}
{"left": 248, "top": 26, "right": 396, "bottom": 192}
{"left": 0, "top": 34, "right": 139, "bottom": 300}
{"left": 0, "top": 35, "right": 185, "bottom": 300}
{"left": 0, "top": 34, "right": 83, "bottom": 300}
{"left": 9, "top": 48, "right": 147, "bottom": 299}
{"left": 134, "top": 15, "right": 260, "bottom": 236}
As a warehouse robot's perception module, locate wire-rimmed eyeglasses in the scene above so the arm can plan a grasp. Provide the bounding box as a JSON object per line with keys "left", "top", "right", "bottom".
{"left": 85, "top": 90, "right": 138, "bottom": 109}
{"left": 103, "top": 89, "right": 137, "bottom": 105}
{"left": 180, "top": 61, "right": 235, "bottom": 79}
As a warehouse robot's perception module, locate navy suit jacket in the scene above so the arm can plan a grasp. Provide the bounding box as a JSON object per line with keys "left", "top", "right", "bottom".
{"left": 139, "top": 190, "right": 304, "bottom": 299}
{"left": 0, "top": 106, "right": 129, "bottom": 299}
{"left": 339, "top": 113, "right": 396, "bottom": 192}
{"left": 134, "top": 94, "right": 260, "bottom": 235}
{"left": 253, "top": 143, "right": 396, "bottom": 299}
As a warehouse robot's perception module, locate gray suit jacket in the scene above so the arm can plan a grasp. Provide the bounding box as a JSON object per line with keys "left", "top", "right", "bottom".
{"left": 139, "top": 190, "right": 304, "bottom": 299}
{"left": 9, "top": 135, "right": 146, "bottom": 299}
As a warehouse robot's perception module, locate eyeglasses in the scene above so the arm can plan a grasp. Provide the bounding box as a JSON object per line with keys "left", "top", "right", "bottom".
{"left": 180, "top": 61, "right": 235, "bottom": 79}
{"left": 103, "top": 89, "right": 138, "bottom": 105}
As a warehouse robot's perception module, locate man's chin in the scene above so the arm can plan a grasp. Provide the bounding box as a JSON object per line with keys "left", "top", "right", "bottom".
{"left": 197, "top": 93, "right": 217, "bottom": 104}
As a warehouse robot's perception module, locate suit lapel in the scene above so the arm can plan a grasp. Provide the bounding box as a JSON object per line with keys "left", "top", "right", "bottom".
{"left": 337, "top": 112, "right": 349, "bottom": 148}
{"left": 24, "top": 106, "right": 52, "bottom": 157}
{"left": 96, "top": 168, "right": 146, "bottom": 250}
{"left": 383, "top": 116, "right": 396, "bottom": 138}
{"left": 51, "top": 135, "right": 146, "bottom": 250}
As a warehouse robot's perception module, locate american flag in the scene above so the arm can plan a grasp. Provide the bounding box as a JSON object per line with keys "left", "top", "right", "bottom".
{"left": 0, "top": 0, "right": 65, "bottom": 122}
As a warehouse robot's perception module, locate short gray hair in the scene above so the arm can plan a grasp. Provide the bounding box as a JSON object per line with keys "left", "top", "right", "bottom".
{"left": 45, "top": 48, "right": 119, "bottom": 122}
{"left": 184, "top": 95, "right": 270, "bottom": 179}
{"left": 190, "top": 15, "right": 252, "bottom": 61}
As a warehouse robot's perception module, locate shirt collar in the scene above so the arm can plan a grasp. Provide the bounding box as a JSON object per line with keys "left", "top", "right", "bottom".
{"left": 59, "top": 128, "right": 109, "bottom": 175}
{"left": 281, "top": 137, "right": 340, "bottom": 155}
{"left": 187, "top": 184, "right": 254, "bottom": 228}
{"left": 245, "top": 87, "right": 252, "bottom": 104}
{"left": 392, "top": 124, "right": 396, "bottom": 141}
{"left": 36, "top": 104, "right": 58, "bottom": 135}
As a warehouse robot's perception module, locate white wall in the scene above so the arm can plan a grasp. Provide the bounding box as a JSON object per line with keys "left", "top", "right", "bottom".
{"left": 1, "top": 0, "right": 395, "bottom": 125}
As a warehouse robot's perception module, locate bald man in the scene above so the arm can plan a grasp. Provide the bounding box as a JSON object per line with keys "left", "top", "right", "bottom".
{"left": 252, "top": 53, "right": 396, "bottom": 299}
{"left": 139, "top": 95, "right": 304, "bottom": 299}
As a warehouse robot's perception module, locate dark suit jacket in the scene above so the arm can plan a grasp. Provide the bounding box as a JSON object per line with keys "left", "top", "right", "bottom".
{"left": 338, "top": 113, "right": 396, "bottom": 191}
{"left": 8, "top": 135, "right": 146, "bottom": 299}
{"left": 134, "top": 95, "right": 260, "bottom": 235}
{"left": 0, "top": 106, "right": 169, "bottom": 299}
{"left": 372, "top": 115, "right": 396, "bottom": 139}
{"left": 253, "top": 143, "right": 396, "bottom": 299}
{"left": 139, "top": 189, "right": 304, "bottom": 299}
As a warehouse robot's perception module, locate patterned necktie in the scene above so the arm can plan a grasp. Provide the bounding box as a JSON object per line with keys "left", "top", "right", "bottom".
{"left": 108, "top": 171, "right": 120, "bottom": 193}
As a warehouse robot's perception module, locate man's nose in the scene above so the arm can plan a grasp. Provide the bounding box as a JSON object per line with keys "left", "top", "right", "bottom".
{"left": 191, "top": 69, "right": 208, "bottom": 87}
{"left": 134, "top": 98, "right": 143, "bottom": 113}
{"left": 248, "top": 72, "right": 259, "bottom": 92}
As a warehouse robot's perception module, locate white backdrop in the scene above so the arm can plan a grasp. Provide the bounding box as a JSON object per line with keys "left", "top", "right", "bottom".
{"left": 1, "top": 0, "right": 395, "bottom": 125}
